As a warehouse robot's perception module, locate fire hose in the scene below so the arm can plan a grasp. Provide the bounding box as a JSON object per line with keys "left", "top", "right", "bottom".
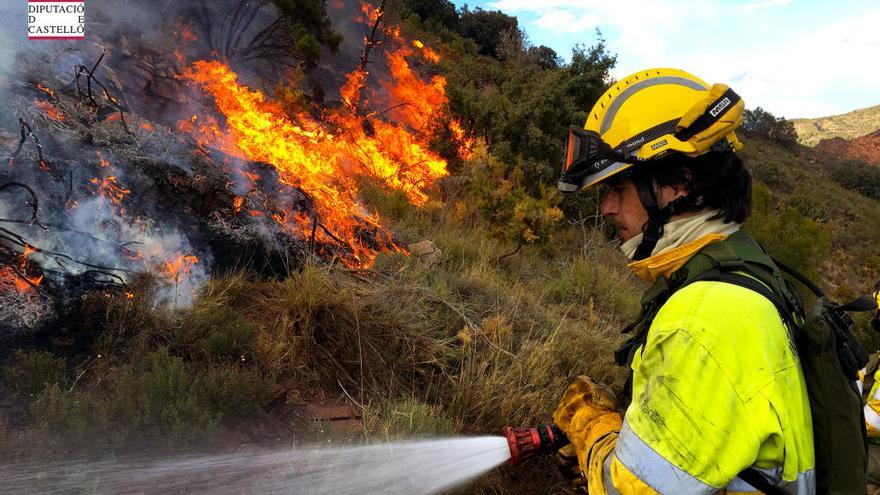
{"left": 500, "top": 424, "right": 569, "bottom": 466}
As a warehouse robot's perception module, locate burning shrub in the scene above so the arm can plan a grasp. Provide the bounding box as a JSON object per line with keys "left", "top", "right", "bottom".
{"left": 80, "top": 276, "right": 175, "bottom": 359}
{"left": 3, "top": 350, "right": 68, "bottom": 397}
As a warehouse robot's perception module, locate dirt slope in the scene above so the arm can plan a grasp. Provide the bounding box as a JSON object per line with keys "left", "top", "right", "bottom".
{"left": 815, "top": 130, "right": 880, "bottom": 166}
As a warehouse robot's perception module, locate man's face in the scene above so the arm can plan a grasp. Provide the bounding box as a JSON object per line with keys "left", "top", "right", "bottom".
{"left": 599, "top": 178, "right": 648, "bottom": 242}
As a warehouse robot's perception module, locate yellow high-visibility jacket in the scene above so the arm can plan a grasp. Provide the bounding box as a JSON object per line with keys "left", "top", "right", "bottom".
{"left": 562, "top": 236, "right": 816, "bottom": 494}
{"left": 864, "top": 365, "right": 880, "bottom": 437}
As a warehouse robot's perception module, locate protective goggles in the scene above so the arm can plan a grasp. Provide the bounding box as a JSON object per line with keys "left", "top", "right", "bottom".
{"left": 558, "top": 126, "right": 633, "bottom": 193}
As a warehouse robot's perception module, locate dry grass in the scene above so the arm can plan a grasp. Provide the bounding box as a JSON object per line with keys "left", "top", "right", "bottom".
{"left": 3, "top": 177, "right": 644, "bottom": 493}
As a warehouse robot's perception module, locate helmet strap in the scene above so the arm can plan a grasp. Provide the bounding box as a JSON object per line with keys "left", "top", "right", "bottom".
{"left": 631, "top": 173, "right": 699, "bottom": 261}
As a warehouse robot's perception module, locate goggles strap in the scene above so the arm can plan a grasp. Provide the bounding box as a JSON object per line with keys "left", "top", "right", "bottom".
{"left": 632, "top": 174, "right": 665, "bottom": 261}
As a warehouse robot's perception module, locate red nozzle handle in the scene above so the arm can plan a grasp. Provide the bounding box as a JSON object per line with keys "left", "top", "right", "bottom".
{"left": 502, "top": 424, "right": 569, "bottom": 466}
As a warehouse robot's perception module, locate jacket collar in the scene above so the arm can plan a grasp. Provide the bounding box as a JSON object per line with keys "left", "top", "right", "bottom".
{"left": 623, "top": 210, "right": 740, "bottom": 282}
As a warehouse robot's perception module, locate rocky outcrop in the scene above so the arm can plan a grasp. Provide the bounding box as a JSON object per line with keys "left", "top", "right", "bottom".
{"left": 816, "top": 130, "right": 880, "bottom": 166}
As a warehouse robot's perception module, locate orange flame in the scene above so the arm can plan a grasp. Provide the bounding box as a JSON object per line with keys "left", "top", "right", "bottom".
{"left": 412, "top": 40, "right": 440, "bottom": 64}
{"left": 178, "top": 10, "right": 468, "bottom": 265}
{"left": 161, "top": 254, "right": 199, "bottom": 282}
{"left": 89, "top": 176, "right": 131, "bottom": 207}
{"left": 36, "top": 82, "right": 55, "bottom": 97}
{"left": 0, "top": 245, "right": 44, "bottom": 293}
{"left": 35, "top": 100, "right": 64, "bottom": 121}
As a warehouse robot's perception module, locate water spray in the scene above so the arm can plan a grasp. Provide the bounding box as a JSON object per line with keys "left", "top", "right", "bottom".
{"left": 501, "top": 424, "right": 569, "bottom": 466}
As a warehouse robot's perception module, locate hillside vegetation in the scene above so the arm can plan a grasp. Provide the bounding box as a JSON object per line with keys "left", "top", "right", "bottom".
{"left": 792, "top": 104, "right": 880, "bottom": 146}
{"left": 3, "top": 2, "right": 880, "bottom": 494}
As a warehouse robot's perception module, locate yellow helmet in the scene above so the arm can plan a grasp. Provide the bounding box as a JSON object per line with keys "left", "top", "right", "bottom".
{"left": 559, "top": 67, "right": 744, "bottom": 192}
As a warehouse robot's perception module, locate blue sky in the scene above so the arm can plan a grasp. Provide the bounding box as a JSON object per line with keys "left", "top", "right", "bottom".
{"left": 452, "top": 0, "right": 880, "bottom": 118}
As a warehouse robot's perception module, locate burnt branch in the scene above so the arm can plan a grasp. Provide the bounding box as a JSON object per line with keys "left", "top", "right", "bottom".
{"left": 7, "top": 119, "right": 46, "bottom": 168}
{"left": 81, "top": 270, "right": 128, "bottom": 289}
{"left": 193, "top": 0, "right": 216, "bottom": 53}
{"left": 359, "top": 0, "right": 389, "bottom": 75}
{"left": 239, "top": 17, "right": 300, "bottom": 68}
{"left": 347, "top": 0, "right": 389, "bottom": 115}
{"left": 315, "top": 220, "right": 346, "bottom": 246}
{"left": 0, "top": 181, "right": 47, "bottom": 229}
{"left": 309, "top": 210, "right": 318, "bottom": 253}
{"left": 0, "top": 226, "right": 136, "bottom": 275}
{"left": 74, "top": 46, "right": 132, "bottom": 134}
{"left": 0, "top": 218, "right": 140, "bottom": 251}
{"left": 222, "top": 0, "right": 247, "bottom": 57}
{"left": 231, "top": 1, "right": 264, "bottom": 55}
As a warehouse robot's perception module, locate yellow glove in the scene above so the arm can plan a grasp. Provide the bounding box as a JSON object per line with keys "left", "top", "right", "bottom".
{"left": 552, "top": 376, "right": 623, "bottom": 478}
{"left": 556, "top": 443, "right": 586, "bottom": 484}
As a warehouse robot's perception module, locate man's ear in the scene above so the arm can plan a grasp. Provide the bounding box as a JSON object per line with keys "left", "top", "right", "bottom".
{"left": 671, "top": 182, "right": 690, "bottom": 199}
{"left": 674, "top": 168, "right": 693, "bottom": 198}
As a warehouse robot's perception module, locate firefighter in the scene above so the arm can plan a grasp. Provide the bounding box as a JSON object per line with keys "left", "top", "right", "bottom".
{"left": 866, "top": 284, "right": 880, "bottom": 492}
{"left": 552, "top": 68, "right": 815, "bottom": 493}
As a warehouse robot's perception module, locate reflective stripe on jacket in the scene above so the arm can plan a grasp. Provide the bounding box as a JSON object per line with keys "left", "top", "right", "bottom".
{"left": 592, "top": 280, "right": 815, "bottom": 494}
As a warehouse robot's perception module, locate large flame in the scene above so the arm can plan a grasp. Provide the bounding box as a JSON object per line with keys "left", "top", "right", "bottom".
{"left": 180, "top": 19, "right": 467, "bottom": 266}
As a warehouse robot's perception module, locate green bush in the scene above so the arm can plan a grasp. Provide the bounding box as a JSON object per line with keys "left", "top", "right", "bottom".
{"left": 30, "top": 348, "right": 217, "bottom": 445}
{"left": 746, "top": 183, "right": 831, "bottom": 282}
{"left": 787, "top": 188, "right": 831, "bottom": 222}
{"left": 466, "top": 148, "right": 563, "bottom": 250}
{"left": 742, "top": 107, "right": 797, "bottom": 145}
{"left": 105, "top": 348, "right": 215, "bottom": 436}
{"left": 3, "top": 350, "right": 68, "bottom": 397}
{"left": 199, "top": 366, "right": 273, "bottom": 422}
{"left": 182, "top": 306, "right": 257, "bottom": 364}
{"left": 826, "top": 158, "right": 880, "bottom": 201}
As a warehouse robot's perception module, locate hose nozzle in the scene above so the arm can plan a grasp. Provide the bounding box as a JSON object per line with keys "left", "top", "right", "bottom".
{"left": 501, "top": 424, "right": 569, "bottom": 466}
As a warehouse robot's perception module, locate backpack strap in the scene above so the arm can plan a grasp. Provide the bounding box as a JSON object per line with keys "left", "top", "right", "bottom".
{"left": 615, "top": 231, "right": 805, "bottom": 494}
{"left": 736, "top": 467, "right": 788, "bottom": 495}
{"left": 686, "top": 270, "right": 796, "bottom": 329}
{"left": 615, "top": 231, "right": 797, "bottom": 371}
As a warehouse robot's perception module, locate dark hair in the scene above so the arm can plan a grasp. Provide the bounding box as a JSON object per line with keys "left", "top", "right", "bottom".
{"left": 642, "top": 149, "right": 752, "bottom": 223}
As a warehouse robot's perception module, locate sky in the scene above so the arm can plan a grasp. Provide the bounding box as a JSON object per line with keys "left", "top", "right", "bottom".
{"left": 452, "top": 0, "right": 880, "bottom": 119}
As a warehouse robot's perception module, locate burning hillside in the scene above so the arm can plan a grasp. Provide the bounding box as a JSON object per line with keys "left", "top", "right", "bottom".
{"left": 0, "top": 0, "right": 468, "bottom": 337}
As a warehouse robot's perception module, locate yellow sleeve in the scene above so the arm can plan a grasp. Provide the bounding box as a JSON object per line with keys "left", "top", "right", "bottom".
{"left": 558, "top": 282, "right": 814, "bottom": 494}
{"left": 600, "top": 282, "right": 813, "bottom": 493}
{"left": 866, "top": 368, "right": 880, "bottom": 437}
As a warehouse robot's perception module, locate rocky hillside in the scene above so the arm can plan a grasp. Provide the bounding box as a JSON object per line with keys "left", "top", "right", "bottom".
{"left": 815, "top": 130, "right": 880, "bottom": 166}
{"left": 792, "top": 104, "right": 880, "bottom": 146}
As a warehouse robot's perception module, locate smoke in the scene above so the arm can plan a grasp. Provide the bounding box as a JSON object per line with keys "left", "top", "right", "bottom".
{"left": 0, "top": 0, "right": 238, "bottom": 316}
{"left": 0, "top": 0, "right": 451, "bottom": 334}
